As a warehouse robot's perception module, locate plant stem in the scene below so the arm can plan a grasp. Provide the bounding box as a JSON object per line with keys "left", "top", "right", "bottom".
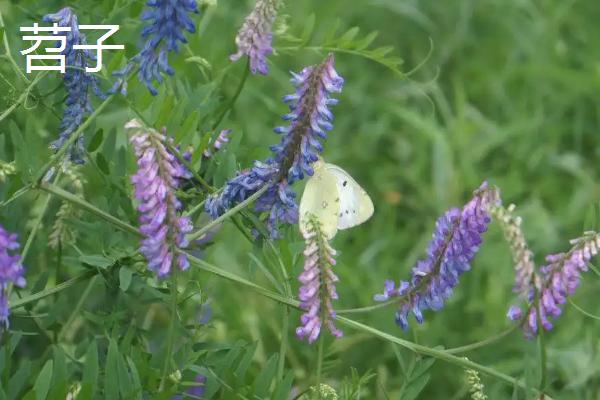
{"left": 211, "top": 58, "right": 250, "bottom": 131}
{"left": 337, "top": 299, "right": 397, "bottom": 314}
{"left": 538, "top": 327, "right": 547, "bottom": 391}
{"left": 21, "top": 173, "right": 62, "bottom": 262}
{"left": 316, "top": 334, "right": 325, "bottom": 397}
{"left": 0, "top": 9, "right": 28, "bottom": 83}
{"left": 445, "top": 325, "right": 518, "bottom": 354}
{"left": 0, "top": 71, "right": 48, "bottom": 124}
{"left": 160, "top": 269, "right": 179, "bottom": 391}
{"left": 187, "top": 184, "right": 270, "bottom": 241}
{"left": 58, "top": 275, "right": 98, "bottom": 341}
{"left": 40, "top": 183, "right": 141, "bottom": 236}
{"left": 9, "top": 271, "right": 96, "bottom": 310}
{"left": 0, "top": 184, "right": 33, "bottom": 209}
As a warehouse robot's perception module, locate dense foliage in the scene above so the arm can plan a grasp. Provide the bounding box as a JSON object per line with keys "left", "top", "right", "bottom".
{"left": 1, "top": 0, "right": 600, "bottom": 399}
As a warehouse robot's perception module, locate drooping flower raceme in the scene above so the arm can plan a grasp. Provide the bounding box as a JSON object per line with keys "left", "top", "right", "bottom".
{"left": 127, "top": 120, "right": 193, "bottom": 277}
{"left": 113, "top": 0, "right": 199, "bottom": 95}
{"left": 296, "top": 214, "right": 343, "bottom": 343}
{"left": 508, "top": 231, "right": 600, "bottom": 337}
{"left": 230, "top": 0, "right": 280, "bottom": 75}
{"left": 44, "top": 7, "right": 104, "bottom": 164}
{"left": 0, "top": 225, "right": 26, "bottom": 329}
{"left": 206, "top": 54, "right": 343, "bottom": 237}
{"left": 488, "top": 200, "right": 538, "bottom": 326}
{"left": 374, "top": 182, "right": 497, "bottom": 330}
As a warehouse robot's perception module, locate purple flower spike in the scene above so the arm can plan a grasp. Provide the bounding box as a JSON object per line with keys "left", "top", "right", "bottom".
{"left": 0, "top": 225, "right": 26, "bottom": 329}
{"left": 296, "top": 215, "right": 342, "bottom": 343}
{"left": 44, "top": 7, "right": 104, "bottom": 164}
{"left": 206, "top": 54, "right": 343, "bottom": 238}
{"left": 127, "top": 120, "right": 193, "bottom": 277}
{"left": 113, "top": 0, "right": 199, "bottom": 95}
{"left": 230, "top": 0, "right": 280, "bottom": 75}
{"left": 536, "top": 232, "right": 600, "bottom": 331}
{"left": 374, "top": 182, "right": 497, "bottom": 330}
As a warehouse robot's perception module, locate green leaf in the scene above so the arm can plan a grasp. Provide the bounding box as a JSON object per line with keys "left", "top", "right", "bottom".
{"left": 253, "top": 354, "right": 278, "bottom": 398}
{"left": 273, "top": 371, "right": 294, "bottom": 400}
{"left": 49, "top": 346, "right": 68, "bottom": 399}
{"left": 119, "top": 267, "right": 133, "bottom": 292}
{"left": 126, "top": 357, "right": 142, "bottom": 400}
{"left": 34, "top": 360, "right": 53, "bottom": 400}
{"left": 88, "top": 129, "right": 104, "bottom": 152}
{"left": 79, "top": 254, "right": 114, "bottom": 269}
{"left": 96, "top": 153, "right": 110, "bottom": 175}
{"left": 8, "top": 360, "right": 31, "bottom": 400}
{"left": 402, "top": 373, "right": 430, "bottom": 400}
{"left": 105, "top": 339, "right": 120, "bottom": 400}
{"left": 234, "top": 342, "right": 258, "bottom": 386}
{"left": 80, "top": 341, "right": 99, "bottom": 399}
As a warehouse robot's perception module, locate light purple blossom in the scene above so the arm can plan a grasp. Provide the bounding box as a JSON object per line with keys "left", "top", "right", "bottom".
{"left": 296, "top": 215, "right": 342, "bottom": 343}
{"left": 127, "top": 120, "right": 193, "bottom": 277}
{"left": 206, "top": 54, "right": 343, "bottom": 237}
{"left": 230, "top": 0, "right": 280, "bottom": 75}
{"left": 0, "top": 225, "right": 26, "bottom": 329}
{"left": 43, "top": 7, "right": 104, "bottom": 164}
{"left": 374, "top": 182, "right": 496, "bottom": 330}
{"left": 203, "top": 129, "right": 232, "bottom": 158}
{"left": 511, "top": 232, "right": 600, "bottom": 337}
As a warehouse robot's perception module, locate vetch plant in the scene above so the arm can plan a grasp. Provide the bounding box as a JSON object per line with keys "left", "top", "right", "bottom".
{"left": 206, "top": 53, "right": 343, "bottom": 237}
{"left": 374, "top": 182, "right": 497, "bottom": 330}
{"left": 44, "top": 7, "right": 104, "bottom": 164}
{"left": 230, "top": 0, "right": 281, "bottom": 75}
{"left": 127, "top": 119, "right": 193, "bottom": 277}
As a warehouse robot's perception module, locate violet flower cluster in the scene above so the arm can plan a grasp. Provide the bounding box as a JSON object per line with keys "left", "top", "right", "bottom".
{"left": 374, "top": 182, "right": 497, "bottom": 330}
{"left": 44, "top": 7, "right": 104, "bottom": 164}
{"left": 296, "top": 215, "right": 343, "bottom": 343}
{"left": 230, "top": 0, "right": 280, "bottom": 75}
{"left": 508, "top": 232, "right": 600, "bottom": 337}
{"left": 127, "top": 120, "right": 193, "bottom": 277}
{"left": 205, "top": 54, "right": 343, "bottom": 238}
{"left": 203, "top": 129, "right": 232, "bottom": 158}
{"left": 0, "top": 225, "right": 26, "bottom": 329}
{"left": 113, "top": 0, "right": 199, "bottom": 95}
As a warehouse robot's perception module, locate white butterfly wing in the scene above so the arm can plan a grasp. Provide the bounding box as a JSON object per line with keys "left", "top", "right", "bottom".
{"left": 325, "top": 163, "right": 374, "bottom": 230}
{"left": 299, "top": 165, "right": 341, "bottom": 240}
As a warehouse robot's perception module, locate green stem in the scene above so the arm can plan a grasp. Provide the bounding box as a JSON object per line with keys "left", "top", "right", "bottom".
{"left": 211, "top": 58, "right": 250, "bottom": 130}
{"left": 0, "top": 184, "right": 33, "bottom": 209}
{"left": 316, "top": 334, "right": 324, "bottom": 395}
{"left": 187, "top": 184, "right": 270, "bottom": 241}
{"left": 445, "top": 325, "right": 518, "bottom": 354}
{"left": 337, "top": 299, "right": 397, "bottom": 314}
{"left": 40, "top": 183, "right": 141, "bottom": 236}
{"left": 21, "top": 173, "right": 62, "bottom": 262}
{"left": 9, "top": 271, "right": 96, "bottom": 310}
{"left": 538, "top": 327, "right": 547, "bottom": 391}
{"left": 58, "top": 275, "right": 98, "bottom": 340}
{"left": 160, "top": 270, "right": 179, "bottom": 391}
{"left": 568, "top": 298, "right": 600, "bottom": 320}
{"left": 0, "top": 71, "right": 47, "bottom": 124}
{"left": 0, "top": 9, "right": 28, "bottom": 83}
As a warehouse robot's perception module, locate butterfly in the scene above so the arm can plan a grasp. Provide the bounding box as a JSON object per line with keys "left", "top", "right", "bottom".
{"left": 299, "top": 159, "right": 374, "bottom": 239}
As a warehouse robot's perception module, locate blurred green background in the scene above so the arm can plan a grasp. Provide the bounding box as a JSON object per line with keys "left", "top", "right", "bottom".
{"left": 1, "top": 0, "right": 600, "bottom": 398}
